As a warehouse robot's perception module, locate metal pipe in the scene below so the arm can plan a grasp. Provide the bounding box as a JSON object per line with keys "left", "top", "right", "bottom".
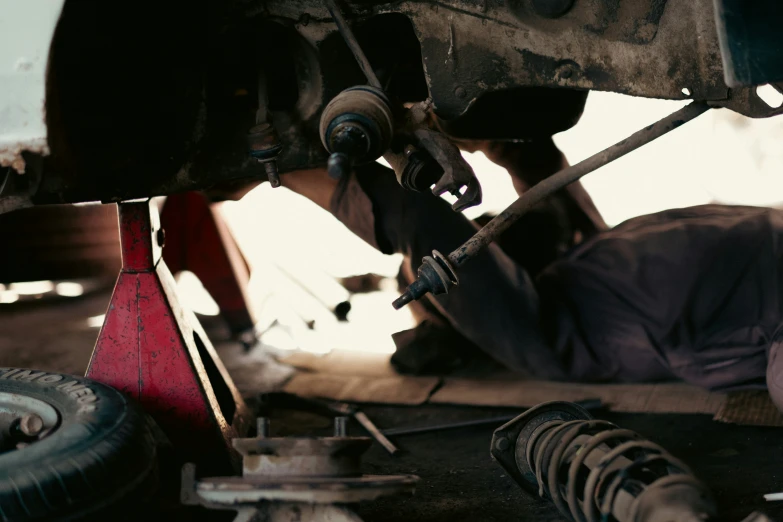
{"left": 450, "top": 102, "right": 710, "bottom": 267}
{"left": 353, "top": 410, "right": 400, "bottom": 455}
{"left": 382, "top": 398, "right": 602, "bottom": 437}
{"left": 323, "top": 0, "right": 382, "bottom": 89}
{"left": 393, "top": 102, "right": 710, "bottom": 309}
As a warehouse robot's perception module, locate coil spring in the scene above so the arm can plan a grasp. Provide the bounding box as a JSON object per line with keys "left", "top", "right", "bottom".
{"left": 525, "top": 419, "right": 714, "bottom": 522}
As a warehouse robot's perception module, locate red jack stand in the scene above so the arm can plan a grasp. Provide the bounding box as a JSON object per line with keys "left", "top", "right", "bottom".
{"left": 86, "top": 199, "right": 251, "bottom": 474}
{"left": 160, "top": 192, "right": 256, "bottom": 340}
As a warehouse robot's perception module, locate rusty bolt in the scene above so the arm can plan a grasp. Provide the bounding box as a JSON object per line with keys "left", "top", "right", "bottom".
{"left": 257, "top": 417, "right": 270, "bottom": 438}
{"left": 334, "top": 416, "right": 349, "bottom": 437}
{"left": 263, "top": 161, "right": 281, "bottom": 188}
{"left": 247, "top": 122, "right": 283, "bottom": 187}
{"left": 156, "top": 229, "right": 166, "bottom": 248}
{"left": 532, "top": 0, "right": 575, "bottom": 18}
{"left": 454, "top": 87, "right": 467, "bottom": 99}
{"left": 494, "top": 436, "right": 510, "bottom": 452}
{"left": 19, "top": 414, "right": 44, "bottom": 438}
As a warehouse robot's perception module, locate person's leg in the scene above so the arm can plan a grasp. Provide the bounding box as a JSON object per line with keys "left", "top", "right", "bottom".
{"left": 348, "top": 163, "right": 565, "bottom": 377}
{"left": 284, "top": 164, "right": 566, "bottom": 377}
{"left": 537, "top": 205, "right": 780, "bottom": 388}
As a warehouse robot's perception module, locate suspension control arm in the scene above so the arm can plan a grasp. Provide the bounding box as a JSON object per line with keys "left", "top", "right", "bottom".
{"left": 392, "top": 102, "right": 711, "bottom": 309}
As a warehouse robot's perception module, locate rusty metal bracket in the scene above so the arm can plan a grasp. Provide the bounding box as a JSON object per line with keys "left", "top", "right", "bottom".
{"left": 183, "top": 417, "right": 418, "bottom": 522}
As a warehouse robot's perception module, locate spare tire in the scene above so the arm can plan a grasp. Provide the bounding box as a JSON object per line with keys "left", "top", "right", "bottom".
{"left": 0, "top": 368, "right": 158, "bottom": 521}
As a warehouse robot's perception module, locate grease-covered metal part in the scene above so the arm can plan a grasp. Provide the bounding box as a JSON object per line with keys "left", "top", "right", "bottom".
{"left": 383, "top": 104, "right": 483, "bottom": 212}
{"left": 393, "top": 102, "right": 710, "bottom": 308}
{"left": 14, "top": 1, "right": 783, "bottom": 211}
{"left": 247, "top": 122, "right": 283, "bottom": 187}
{"left": 384, "top": 144, "right": 442, "bottom": 193}
{"left": 491, "top": 402, "right": 716, "bottom": 522}
{"left": 392, "top": 250, "right": 457, "bottom": 310}
{"left": 320, "top": 86, "right": 395, "bottom": 177}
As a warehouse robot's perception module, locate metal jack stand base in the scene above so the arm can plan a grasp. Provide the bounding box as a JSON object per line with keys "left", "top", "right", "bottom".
{"left": 182, "top": 418, "right": 418, "bottom": 521}
{"left": 86, "top": 199, "right": 251, "bottom": 474}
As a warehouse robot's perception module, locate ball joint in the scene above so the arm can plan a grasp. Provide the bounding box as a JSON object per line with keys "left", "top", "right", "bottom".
{"left": 319, "top": 86, "right": 395, "bottom": 179}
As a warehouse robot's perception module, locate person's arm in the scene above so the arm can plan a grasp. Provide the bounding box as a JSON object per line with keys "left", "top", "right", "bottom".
{"left": 478, "top": 138, "right": 608, "bottom": 238}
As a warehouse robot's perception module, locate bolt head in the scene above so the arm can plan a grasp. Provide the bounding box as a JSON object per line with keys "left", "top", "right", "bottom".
{"left": 19, "top": 414, "right": 44, "bottom": 437}
{"left": 455, "top": 87, "right": 467, "bottom": 99}
{"left": 495, "top": 436, "right": 510, "bottom": 451}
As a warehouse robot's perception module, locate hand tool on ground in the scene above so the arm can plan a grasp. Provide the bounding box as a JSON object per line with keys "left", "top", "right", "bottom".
{"left": 382, "top": 398, "right": 603, "bottom": 438}
{"left": 259, "top": 392, "right": 400, "bottom": 455}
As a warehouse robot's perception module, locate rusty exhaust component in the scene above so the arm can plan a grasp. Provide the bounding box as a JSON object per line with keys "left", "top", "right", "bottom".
{"left": 393, "top": 102, "right": 711, "bottom": 309}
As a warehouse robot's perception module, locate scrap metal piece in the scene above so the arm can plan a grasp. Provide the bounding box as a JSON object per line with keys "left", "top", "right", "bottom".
{"left": 393, "top": 102, "right": 710, "bottom": 309}
{"left": 183, "top": 418, "right": 418, "bottom": 522}
{"left": 491, "top": 401, "right": 716, "bottom": 522}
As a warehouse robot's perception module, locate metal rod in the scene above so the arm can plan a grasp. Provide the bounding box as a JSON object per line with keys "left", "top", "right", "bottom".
{"left": 323, "top": 0, "right": 382, "bottom": 89}
{"left": 354, "top": 411, "right": 400, "bottom": 455}
{"left": 391, "top": 102, "right": 711, "bottom": 309}
{"left": 449, "top": 102, "right": 710, "bottom": 267}
{"left": 382, "top": 398, "right": 603, "bottom": 437}
{"left": 383, "top": 415, "right": 518, "bottom": 437}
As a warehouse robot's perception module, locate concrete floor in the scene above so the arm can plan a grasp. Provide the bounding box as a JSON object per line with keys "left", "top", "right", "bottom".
{"left": 1, "top": 289, "right": 782, "bottom": 522}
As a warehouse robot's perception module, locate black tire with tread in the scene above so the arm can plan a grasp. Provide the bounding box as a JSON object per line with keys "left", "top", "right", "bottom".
{"left": 0, "top": 368, "right": 157, "bottom": 521}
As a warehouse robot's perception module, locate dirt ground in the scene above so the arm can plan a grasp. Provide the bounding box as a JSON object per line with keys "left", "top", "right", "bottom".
{"left": 0, "top": 290, "right": 781, "bottom": 522}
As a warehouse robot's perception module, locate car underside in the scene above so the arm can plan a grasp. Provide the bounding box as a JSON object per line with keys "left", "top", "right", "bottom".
{"left": 1, "top": 0, "right": 782, "bottom": 214}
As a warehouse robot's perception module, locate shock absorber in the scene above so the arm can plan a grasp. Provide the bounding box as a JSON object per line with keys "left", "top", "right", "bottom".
{"left": 491, "top": 402, "right": 716, "bottom": 522}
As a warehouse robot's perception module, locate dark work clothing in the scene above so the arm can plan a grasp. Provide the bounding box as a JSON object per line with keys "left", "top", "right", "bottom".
{"left": 332, "top": 165, "right": 779, "bottom": 394}
{"left": 538, "top": 205, "right": 779, "bottom": 391}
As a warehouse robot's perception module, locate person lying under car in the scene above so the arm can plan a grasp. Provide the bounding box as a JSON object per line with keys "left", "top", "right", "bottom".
{"left": 282, "top": 132, "right": 783, "bottom": 415}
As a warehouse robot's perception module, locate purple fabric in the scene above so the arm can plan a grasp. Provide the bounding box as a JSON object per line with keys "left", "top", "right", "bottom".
{"left": 331, "top": 165, "right": 781, "bottom": 392}
{"left": 538, "top": 205, "right": 782, "bottom": 391}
